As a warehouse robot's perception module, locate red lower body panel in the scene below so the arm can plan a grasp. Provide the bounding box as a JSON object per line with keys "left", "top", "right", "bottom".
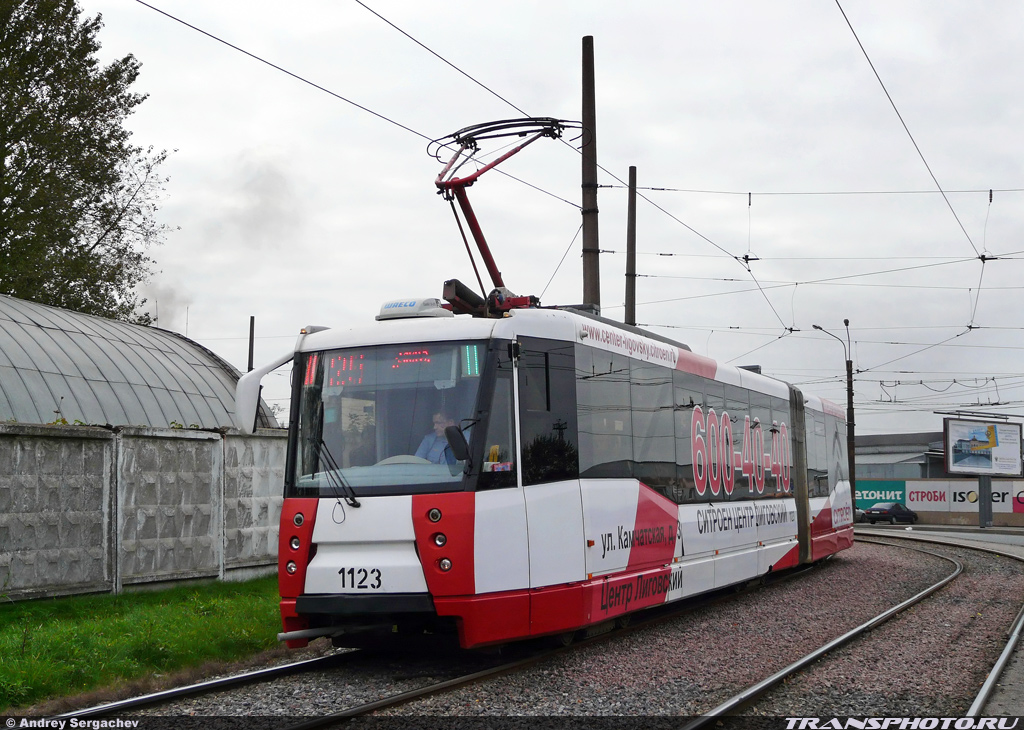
{"left": 530, "top": 584, "right": 587, "bottom": 636}
{"left": 437, "top": 543, "right": 818, "bottom": 648}
{"left": 434, "top": 591, "right": 531, "bottom": 647}
{"left": 811, "top": 525, "right": 854, "bottom": 561}
{"left": 279, "top": 598, "right": 310, "bottom": 648}
{"left": 437, "top": 566, "right": 676, "bottom": 648}
{"left": 772, "top": 543, "right": 801, "bottom": 571}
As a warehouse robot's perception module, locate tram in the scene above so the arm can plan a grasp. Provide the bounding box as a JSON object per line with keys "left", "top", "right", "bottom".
{"left": 234, "top": 118, "right": 852, "bottom": 650}
{"left": 235, "top": 300, "right": 853, "bottom": 649}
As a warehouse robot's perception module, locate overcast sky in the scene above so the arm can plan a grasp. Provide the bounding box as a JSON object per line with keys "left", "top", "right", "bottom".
{"left": 77, "top": 0, "right": 1024, "bottom": 435}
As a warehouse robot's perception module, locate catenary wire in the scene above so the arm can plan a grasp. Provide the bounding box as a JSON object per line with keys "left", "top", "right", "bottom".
{"left": 603, "top": 247, "right": 1024, "bottom": 261}
{"left": 140, "top": 0, "right": 1022, "bottom": 418}
{"left": 835, "top": 0, "right": 980, "bottom": 259}
{"left": 131, "top": 0, "right": 578, "bottom": 213}
{"left": 354, "top": 0, "right": 529, "bottom": 117}
{"left": 541, "top": 224, "right": 584, "bottom": 299}
{"left": 132, "top": 0, "right": 431, "bottom": 143}
{"left": 621, "top": 256, "right": 977, "bottom": 308}
{"left": 647, "top": 279, "right": 1024, "bottom": 293}
{"left": 596, "top": 185, "right": 1024, "bottom": 197}
{"left": 352, "top": 0, "right": 795, "bottom": 329}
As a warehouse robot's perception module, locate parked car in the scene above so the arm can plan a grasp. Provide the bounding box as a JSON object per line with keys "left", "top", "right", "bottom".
{"left": 863, "top": 501, "right": 918, "bottom": 524}
{"left": 854, "top": 507, "right": 866, "bottom": 523}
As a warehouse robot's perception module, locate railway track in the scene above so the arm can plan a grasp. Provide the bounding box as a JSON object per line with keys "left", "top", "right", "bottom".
{"left": 50, "top": 566, "right": 811, "bottom": 722}
{"left": 857, "top": 528, "right": 1024, "bottom": 718}
{"left": 336, "top": 533, "right": 1022, "bottom": 723}
{"left": 47, "top": 533, "right": 1021, "bottom": 721}
{"left": 356, "top": 536, "right": 1019, "bottom": 716}
{"left": 50, "top": 653, "right": 355, "bottom": 720}
{"left": 686, "top": 531, "right": 1024, "bottom": 722}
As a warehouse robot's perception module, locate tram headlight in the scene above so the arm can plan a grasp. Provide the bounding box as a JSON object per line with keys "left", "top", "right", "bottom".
{"left": 293, "top": 513, "right": 304, "bottom": 527}
{"left": 438, "top": 558, "right": 453, "bottom": 572}
{"left": 433, "top": 533, "right": 447, "bottom": 547}
{"left": 286, "top": 561, "right": 298, "bottom": 574}
{"left": 428, "top": 508, "right": 442, "bottom": 522}
{"left": 290, "top": 536, "right": 301, "bottom": 550}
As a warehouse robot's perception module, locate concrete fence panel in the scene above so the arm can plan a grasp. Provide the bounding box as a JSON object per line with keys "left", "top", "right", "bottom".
{"left": 223, "top": 430, "right": 286, "bottom": 574}
{"left": 116, "top": 427, "right": 224, "bottom": 589}
{"left": 0, "top": 424, "right": 114, "bottom": 599}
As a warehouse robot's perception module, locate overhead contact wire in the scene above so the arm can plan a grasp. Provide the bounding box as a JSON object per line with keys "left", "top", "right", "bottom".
{"left": 132, "top": 0, "right": 433, "bottom": 143}
{"left": 353, "top": 1, "right": 787, "bottom": 324}
{"left": 541, "top": 224, "right": 585, "bottom": 299}
{"left": 134, "top": 0, "right": 577, "bottom": 214}
{"left": 724, "top": 332, "right": 794, "bottom": 365}
{"left": 354, "top": 0, "right": 530, "bottom": 117}
{"left": 633, "top": 257, "right": 976, "bottom": 307}
{"left": 835, "top": 0, "right": 980, "bottom": 258}
{"left": 969, "top": 262, "right": 987, "bottom": 328}
{"left": 860, "top": 329, "right": 973, "bottom": 374}
{"left": 598, "top": 185, "right": 1024, "bottom": 197}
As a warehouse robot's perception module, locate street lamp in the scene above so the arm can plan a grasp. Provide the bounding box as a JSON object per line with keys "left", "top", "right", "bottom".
{"left": 812, "top": 320, "right": 856, "bottom": 500}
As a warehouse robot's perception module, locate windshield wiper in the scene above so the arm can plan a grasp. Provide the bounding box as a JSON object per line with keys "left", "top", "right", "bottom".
{"left": 315, "top": 438, "right": 360, "bottom": 508}
{"left": 311, "top": 401, "right": 360, "bottom": 508}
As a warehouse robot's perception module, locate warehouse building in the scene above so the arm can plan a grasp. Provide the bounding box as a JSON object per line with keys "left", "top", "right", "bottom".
{"left": 0, "top": 293, "right": 277, "bottom": 429}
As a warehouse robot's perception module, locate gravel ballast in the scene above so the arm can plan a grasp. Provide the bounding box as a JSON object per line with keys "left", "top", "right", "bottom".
{"left": 381, "top": 540, "right": 1022, "bottom": 717}
{"left": 61, "top": 538, "right": 1022, "bottom": 719}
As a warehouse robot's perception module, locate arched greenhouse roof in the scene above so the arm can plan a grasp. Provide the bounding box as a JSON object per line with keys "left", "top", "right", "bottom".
{"left": 0, "top": 294, "right": 278, "bottom": 429}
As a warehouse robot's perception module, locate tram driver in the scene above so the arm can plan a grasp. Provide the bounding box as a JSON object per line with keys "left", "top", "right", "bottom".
{"left": 415, "top": 410, "right": 457, "bottom": 464}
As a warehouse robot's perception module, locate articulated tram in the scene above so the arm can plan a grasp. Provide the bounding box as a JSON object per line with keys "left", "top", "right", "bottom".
{"left": 236, "top": 299, "right": 853, "bottom": 650}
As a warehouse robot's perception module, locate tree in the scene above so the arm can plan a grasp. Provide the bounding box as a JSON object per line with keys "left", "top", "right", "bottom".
{"left": 522, "top": 433, "right": 579, "bottom": 485}
{"left": 0, "top": 0, "right": 171, "bottom": 322}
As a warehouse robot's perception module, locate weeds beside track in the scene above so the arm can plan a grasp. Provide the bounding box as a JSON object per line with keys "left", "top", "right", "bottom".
{"left": 1, "top": 576, "right": 281, "bottom": 712}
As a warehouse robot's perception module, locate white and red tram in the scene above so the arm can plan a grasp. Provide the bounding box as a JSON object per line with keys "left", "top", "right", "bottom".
{"left": 236, "top": 299, "right": 853, "bottom": 650}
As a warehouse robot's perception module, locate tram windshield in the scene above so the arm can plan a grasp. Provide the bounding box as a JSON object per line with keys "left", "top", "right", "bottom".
{"left": 289, "top": 340, "right": 501, "bottom": 496}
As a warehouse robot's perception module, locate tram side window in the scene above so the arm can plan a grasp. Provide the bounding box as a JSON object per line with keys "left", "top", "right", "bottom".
{"left": 749, "top": 391, "right": 776, "bottom": 496}
{"left": 771, "top": 396, "right": 792, "bottom": 493}
{"left": 575, "top": 344, "right": 632, "bottom": 479}
{"left": 824, "top": 413, "right": 849, "bottom": 490}
{"left": 672, "top": 370, "right": 704, "bottom": 504}
{"left": 806, "top": 411, "right": 828, "bottom": 497}
{"left": 630, "top": 359, "right": 676, "bottom": 490}
{"left": 478, "top": 353, "right": 517, "bottom": 490}
{"left": 296, "top": 354, "right": 325, "bottom": 482}
{"left": 517, "top": 337, "right": 579, "bottom": 485}
{"left": 724, "top": 386, "right": 750, "bottom": 500}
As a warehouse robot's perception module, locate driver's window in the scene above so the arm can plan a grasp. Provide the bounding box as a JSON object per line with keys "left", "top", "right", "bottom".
{"left": 477, "top": 356, "right": 517, "bottom": 490}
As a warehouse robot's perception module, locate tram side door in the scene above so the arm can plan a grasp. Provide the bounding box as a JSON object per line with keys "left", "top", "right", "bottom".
{"left": 471, "top": 342, "right": 530, "bottom": 596}
{"left": 514, "top": 337, "right": 586, "bottom": 591}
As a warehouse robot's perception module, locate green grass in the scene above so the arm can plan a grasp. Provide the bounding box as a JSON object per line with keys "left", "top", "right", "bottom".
{"left": 0, "top": 576, "right": 281, "bottom": 711}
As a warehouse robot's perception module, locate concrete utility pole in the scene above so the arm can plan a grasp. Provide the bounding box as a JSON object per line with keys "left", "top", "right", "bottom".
{"left": 581, "top": 35, "right": 601, "bottom": 311}
{"left": 625, "top": 166, "right": 637, "bottom": 326}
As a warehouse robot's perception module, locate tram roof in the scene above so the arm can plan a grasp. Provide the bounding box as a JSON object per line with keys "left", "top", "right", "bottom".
{"left": 296, "top": 306, "right": 797, "bottom": 401}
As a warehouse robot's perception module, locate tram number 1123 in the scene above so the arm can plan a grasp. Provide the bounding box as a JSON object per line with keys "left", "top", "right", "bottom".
{"left": 339, "top": 567, "right": 382, "bottom": 590}
{"left": 691, "top": 406, "right": 791, "bottom": 497}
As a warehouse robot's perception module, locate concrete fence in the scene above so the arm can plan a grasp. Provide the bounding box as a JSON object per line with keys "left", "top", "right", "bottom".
{"left": 856, "top": 478, "right": 1024, "bottom": 527}
{"left": 0, "top": 423, "right": 287, "bottom": 601}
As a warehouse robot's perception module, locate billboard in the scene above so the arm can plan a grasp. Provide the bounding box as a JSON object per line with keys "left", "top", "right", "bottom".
{"left": 858, "top": 479, "right": 1024, "bottom": 513}
{"left": 905, "top": 482, "right": 950, "bottom": 512}
{"left": 855, "top": 481, "right": 906, "bottom": 507}
{"left": 944, "top": 418, "right": 1023, "bottom": 477}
